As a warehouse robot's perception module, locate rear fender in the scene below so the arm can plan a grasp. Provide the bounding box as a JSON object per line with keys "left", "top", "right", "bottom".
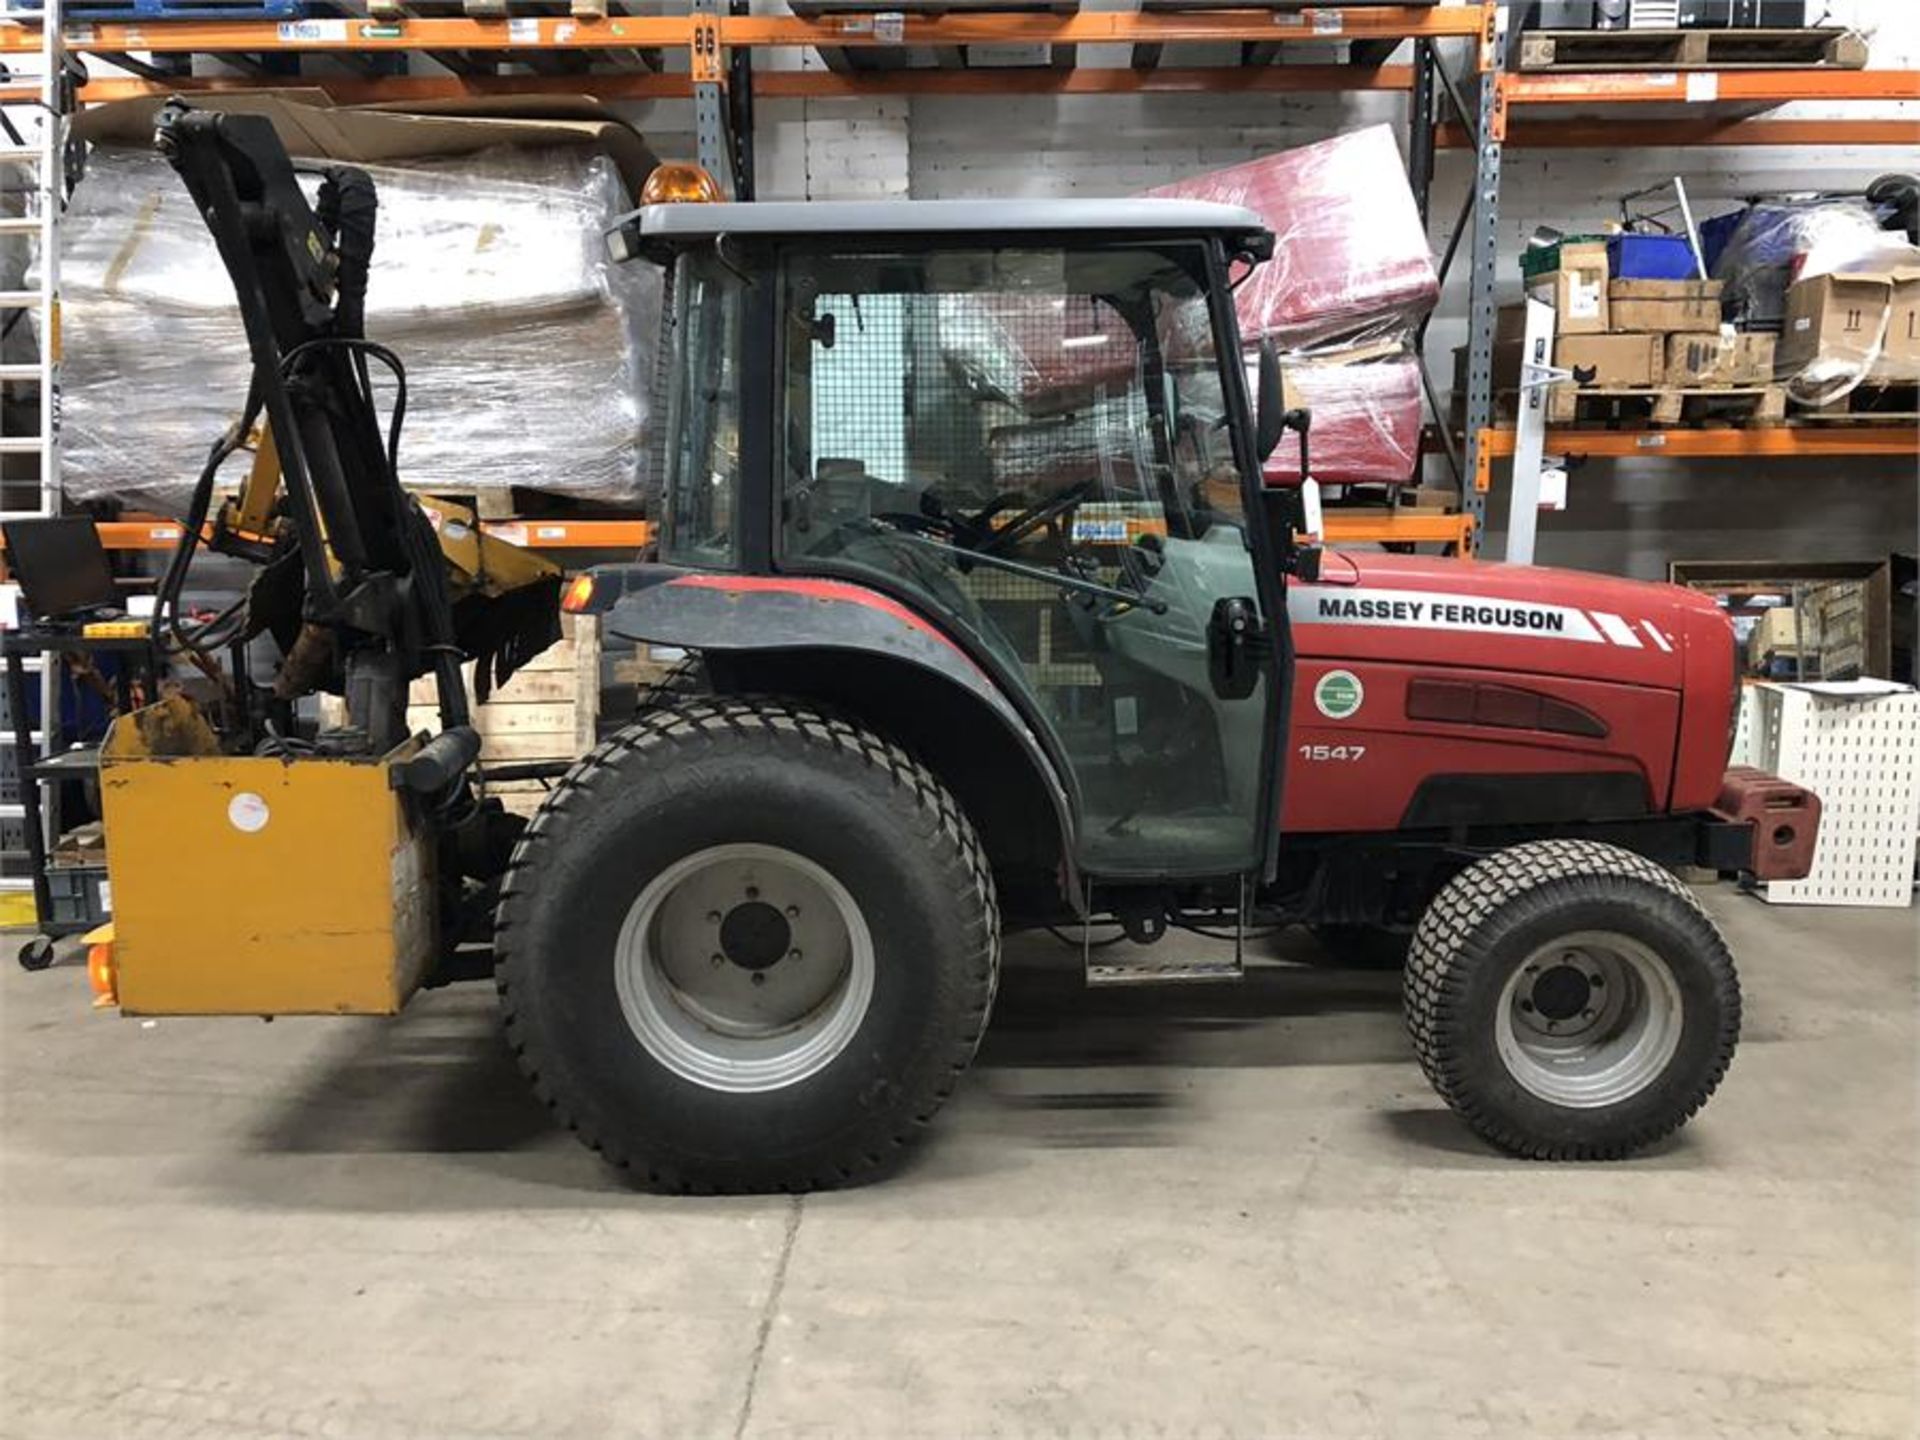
{"left": 585, "top": 567, "right": 1077, "bottom": 888}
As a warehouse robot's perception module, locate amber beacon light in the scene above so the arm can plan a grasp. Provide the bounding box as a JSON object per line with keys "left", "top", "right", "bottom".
{"left": 640, "top": 163, "right": 722, "bottom": 206}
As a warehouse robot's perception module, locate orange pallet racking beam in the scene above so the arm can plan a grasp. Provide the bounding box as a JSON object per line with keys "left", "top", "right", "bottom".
{"left": 1438, "top": 116, "right": 1920, "bottom": 148}
{"left": 1473, "top": 425, "right": 1920, "bottom": 492}
{"left": 72, "top": 63, "right": 1414, "bottom": 106}
{"left": 95, "top": 517, "right": 656, "bottom": 553}
{"left": 1500, "top": 66, "right": 1920, "bottom": 106}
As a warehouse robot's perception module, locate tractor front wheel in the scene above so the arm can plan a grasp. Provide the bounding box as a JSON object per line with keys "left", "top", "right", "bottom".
{"left": 495, "top": 698, "right": 999, "bottom": 1192}
{"left": 1404, "top": 840, "right": 1739, "bottom": 1160}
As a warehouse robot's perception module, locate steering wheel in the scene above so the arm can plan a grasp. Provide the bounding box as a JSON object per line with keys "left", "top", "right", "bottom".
{"left": 971, "top": 478, "right": 1101, "bottom": 557}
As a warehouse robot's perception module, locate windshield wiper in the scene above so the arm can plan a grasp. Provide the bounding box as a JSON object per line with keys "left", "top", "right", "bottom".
{"left": 867, "top": 519, "right": 1167, "bottom": 616}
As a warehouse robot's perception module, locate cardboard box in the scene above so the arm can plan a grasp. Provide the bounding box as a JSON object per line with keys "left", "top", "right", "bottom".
{"left": 1665, "top": 331, "right": 1776, "bottom": 386}
{"left": 1611, "top": 278, "right": 1724, "bottom": 302}
{"left": 1777, "top": 266, "right": 1920, "bottom": 384}
{"left": 1746, "top": 606, "right": 1799, "bottom": 673}
{"left": 1556, "top": 332, "right": 1664, "bottom": 388}
{"left": 1803, "top": 581, "right": 1868, "bottom": 681}
{"left": 1885, "top": 271, "right": 1920, "bottom": 377}
{"left": 1525, "top": 241, "right": 1609, "bottom": 335}
{"left": 1608, "top": 278, "right": 1723, "bottom": 333}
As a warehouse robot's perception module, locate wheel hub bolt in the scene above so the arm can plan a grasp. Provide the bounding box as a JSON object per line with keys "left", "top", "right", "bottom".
{"left": 1519, "top": 999, "right": 1535, "bottom": 1014}
{"left": 788, "top": 949, "right": 802, "bottom": 962}
{"left": 746, "top": 886, "right": 760, "bottom": 900}
{"left": 710, "top": 953, "right": 724, "bottom": 967}
{"left": 707, "top": 911, "right": 722, "bottom": 925}
{"left": 1590, "top": 973, "right": 1605, "bottom": 987}
{"left": 751, "top": 972, "right": 766, "bottom": 987}
{"left": 786, "top": 905, "right": 800, "bottom": 918}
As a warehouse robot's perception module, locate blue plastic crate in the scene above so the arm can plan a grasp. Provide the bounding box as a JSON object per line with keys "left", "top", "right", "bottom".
{"left": 1606, "top": 234, "right": 1701, "bottom": 282}
{"left": 2, "top": 0, "right": 308, "bottom": 18}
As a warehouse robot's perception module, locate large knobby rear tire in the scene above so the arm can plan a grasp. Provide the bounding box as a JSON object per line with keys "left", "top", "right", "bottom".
{"left": 1404, "top": 839, "right": 1740, "bottom": 1160}
{"left": 495, "top": 698, "right": 999, "bottom": 1193}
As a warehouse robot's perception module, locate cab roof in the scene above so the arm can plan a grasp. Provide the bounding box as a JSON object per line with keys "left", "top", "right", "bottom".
{"left": 615, "top": 197, "right": 1274, "bottom": 263}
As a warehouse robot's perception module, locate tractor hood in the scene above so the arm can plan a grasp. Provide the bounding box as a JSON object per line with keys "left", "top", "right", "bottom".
{"left": 1286, "top": 553, "right": 1726, "bottom": 690}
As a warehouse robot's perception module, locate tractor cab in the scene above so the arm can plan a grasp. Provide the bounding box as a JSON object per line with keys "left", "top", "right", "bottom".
{"left": 594, "top": 195, "right": 1301, "bottom": 895}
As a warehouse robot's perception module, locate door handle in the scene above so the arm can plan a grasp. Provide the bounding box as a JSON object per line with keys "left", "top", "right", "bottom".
{"left": 1207, "top": 596, "right": 1264, "bottom": 701}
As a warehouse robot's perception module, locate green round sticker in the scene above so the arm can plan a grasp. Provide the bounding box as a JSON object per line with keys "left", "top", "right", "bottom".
{"left": 1314, "top": 669, "right": 1364, "bottom": 720}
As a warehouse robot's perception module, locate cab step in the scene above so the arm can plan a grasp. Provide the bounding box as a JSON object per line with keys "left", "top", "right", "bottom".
{"left": 1086, "top": 948, "right": 1244, "bottom": 985}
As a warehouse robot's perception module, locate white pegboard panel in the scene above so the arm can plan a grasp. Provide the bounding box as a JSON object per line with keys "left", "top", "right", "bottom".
{"left": 1729, "top": 684, "right": 1763, "bottom": 768}
{"left": 1750, "top": 684, "right": 1920, "bottom": 908}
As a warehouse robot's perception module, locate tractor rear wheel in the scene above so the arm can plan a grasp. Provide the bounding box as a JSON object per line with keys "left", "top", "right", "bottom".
{"left": 495, "top": 697, "right": 999, "bottom": 1192}
{"left": 1404, "top": 839, "right": 1739, "bottom": 1160}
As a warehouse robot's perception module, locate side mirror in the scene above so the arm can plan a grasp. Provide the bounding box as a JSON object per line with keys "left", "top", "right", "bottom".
{"left": 1255, "top": 339, "right": 1286, "bottom": 461}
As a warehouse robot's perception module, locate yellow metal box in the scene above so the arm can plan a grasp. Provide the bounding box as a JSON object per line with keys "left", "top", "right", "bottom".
{"left": 100, "top": 698, "right": 436, "bottom": 1016}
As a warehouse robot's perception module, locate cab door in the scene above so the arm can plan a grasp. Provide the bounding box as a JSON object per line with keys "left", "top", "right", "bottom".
{"left": 774, "top": 238, "right": 1283, "bottom": 882}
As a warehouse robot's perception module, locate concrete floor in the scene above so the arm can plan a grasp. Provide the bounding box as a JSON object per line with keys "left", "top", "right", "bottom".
{"left": 1, "top": 890, "right": 1914, "bottom": 1440}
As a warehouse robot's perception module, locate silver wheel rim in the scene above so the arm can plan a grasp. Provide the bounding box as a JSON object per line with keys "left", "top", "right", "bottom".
{"left": 614, "top": 843, "right": 874, "bottom": 1094}
{"left": 1494, "top": 929, "right": 1684, "bottom": 1109}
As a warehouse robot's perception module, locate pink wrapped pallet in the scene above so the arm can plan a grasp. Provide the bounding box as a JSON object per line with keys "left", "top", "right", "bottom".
{"left": 1254, "top": 348, "right": 1424, "bottom": 487}
{"left": 1148, "top": 125, "right": 1440, "bottom": 348}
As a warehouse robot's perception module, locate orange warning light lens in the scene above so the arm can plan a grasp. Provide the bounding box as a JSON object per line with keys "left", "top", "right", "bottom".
{"left": 640, "top": 163, "right": 723, "bottom": 206}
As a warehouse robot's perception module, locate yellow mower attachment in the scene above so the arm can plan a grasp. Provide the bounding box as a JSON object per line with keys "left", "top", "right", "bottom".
{"left": 99, "top": 694, "right": 437, "bottom": 1017}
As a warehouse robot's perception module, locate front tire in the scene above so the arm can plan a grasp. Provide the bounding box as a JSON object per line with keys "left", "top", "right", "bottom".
{"left": 1404, "top": 840, "right": 1739, "bottom": 1160}
{"left": 496, "top": 698, "right": 999, "bottom": 1192}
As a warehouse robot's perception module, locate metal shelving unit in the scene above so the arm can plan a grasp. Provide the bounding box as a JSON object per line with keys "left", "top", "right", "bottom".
{"left": 0, "top": 0, "right": 67, "bottom": 912}
{"left": 0, "top": 0, "right": 1913, "bottom": 566}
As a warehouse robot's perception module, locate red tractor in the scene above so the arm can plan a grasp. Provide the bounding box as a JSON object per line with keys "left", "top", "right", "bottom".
{"left": 497, "top": 186, "right": 1819, "bottom": 1191}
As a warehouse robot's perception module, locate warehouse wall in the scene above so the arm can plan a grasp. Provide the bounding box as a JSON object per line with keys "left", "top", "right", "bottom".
{"left": 620, "top": 0, "right": 1920, "bottom": 580}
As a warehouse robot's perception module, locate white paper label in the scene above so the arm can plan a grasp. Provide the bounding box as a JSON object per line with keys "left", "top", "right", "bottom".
{"left": 1635, "top": 434, "right": 1668, "bottom": 449}
{"left": 228, "top": 793, "right": 270, "bottom": 834}
{"left": 874, "top": 10, "right": 904, "bottom": 43}
{"left": 97, "top": 877, "right": 112, "bottom": 913}
{"left": 508, "top": 17, "right": 539, "bottom": 42}
{"left": 278, "top": 19, "right": 348, "bottom": 41}
{"left": 1568, "top": 275, "right": 1602, "bottom": 319}
{"left": 1309, "top": 7, "right": 1343, "bottom": 34}
{"left": 1685, "top": 72, "right": 1719, "bottom": 103}
{"left": 1538, "top": 467, "right": 1568, "bottom": 511}
{"left": 63, "top": 24, "right": 94, "bottom": 43}
{"left": 1793, "top": 317, "right": 1812, "bottom": 332}
{"left": 1644, "top": 71, "right": 1679, "bottom": 88}
{"left": 1300, "top": 478, "right": 1324, "bottom": 540}
{"left": 1271, "top": 12, "right": 1306, "bottom": 26}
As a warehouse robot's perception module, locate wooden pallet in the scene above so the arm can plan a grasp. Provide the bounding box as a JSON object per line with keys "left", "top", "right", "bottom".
{"left": 403, "top": 611, "right": 635, "bottom": 817}
{"left": 1789, "top": 382, "right": 1920, "bottom": 425}
{"left": 1516, "top": 27, "right": 1866, "bottom": 73}
{"left": 1541, "top": 383, "right": 1786, "bottom": 428}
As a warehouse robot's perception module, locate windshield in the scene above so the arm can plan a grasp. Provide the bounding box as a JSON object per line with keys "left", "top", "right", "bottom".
{"left": 778, "top": 242, "right": 1247, "bottom": 698}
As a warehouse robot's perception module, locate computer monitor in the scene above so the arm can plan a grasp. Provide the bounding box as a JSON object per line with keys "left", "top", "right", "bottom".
{"left": 2, "top": 518, "right": 122, "bottom": 623}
